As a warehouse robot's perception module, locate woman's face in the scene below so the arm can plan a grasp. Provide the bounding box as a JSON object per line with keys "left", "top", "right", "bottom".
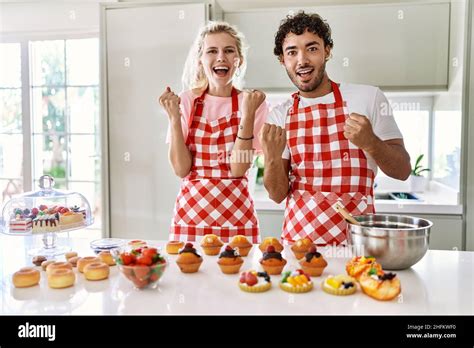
{"left": 200, "top": 32, "right": 241, "bottom": 89}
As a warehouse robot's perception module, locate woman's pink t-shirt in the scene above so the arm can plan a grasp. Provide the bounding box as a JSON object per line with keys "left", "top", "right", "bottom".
{"left": 166, "top": 90, "right": 268, "bottom": 152}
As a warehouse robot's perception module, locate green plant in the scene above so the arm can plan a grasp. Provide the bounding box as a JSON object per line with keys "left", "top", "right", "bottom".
{"left": 411, "top": 154, "right": 430, "bottom": 177}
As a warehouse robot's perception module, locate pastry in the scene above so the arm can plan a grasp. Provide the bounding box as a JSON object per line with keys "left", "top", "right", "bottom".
{"left": 322, "top": 274, "right": 357, "bottom": 296}
{"left": 46, "top": 261, "right": 73, "bottom": 275}
{"left": 290, "top": 237, "right": 314, "bottom": 259}
{"left": 59, "top": 211, "right": 84, "bottom": 228}
{"left": 12, "top": 267, "right": 40, "bottom": 288}
{"left": 359, "top": 267, "right": 401, "bottom": 301}
{"left": 258, "top": 237, "right": 283, "bottom": 253}
{"left": 200, "top": 234, "right": 223, "bottom": 256}
{"left": 229, "top": 235, "right": 253, "bottom": 256}
{"left": 128, "top": 240, "right": 147, "bottom": 248}
{"left": 259, "top": 245, "right": 287, "bottom": 275}
{"left": 299, "top": 245, "right": 327, "bottom": 276}
{"left": 41, "top": 260, "right": 56, "bottom": 271}
{"left": 279, "top": 269, "right": 313, "bottom": 293}
{"left": 9, "top": 215, "right": 32, "bottom": 232}
{"left": 84, "top": 262, "right": 110, "bottom": 281}
{"left": 67, "top": 256, "right": 80, "bottom": 267}
{"left": 217, "top": 245, "right": 244, "bottom": 274}
{"left": 32, "top": 255, "right": 47, "bottom": 266}
{"left": 166, "top": 241, "right": 184, "bottom": 254}
{"left": 238, "top": 270, "right": 271, "bottom": 293}
{"left": 65, "top": 251, "right": 78, "bottom": 260}
{"left": 98, "top": 251, "right": 116, "bottom": 266}
{"left": 176, "top": 243, "right": 203, "bottom": 273}
{"left": 32, "top": 213, "right": 60, "bottom": 233}
{"left": 77, "top": 256, "right": 100, "bottom": 273}
{"left": 47, "top": 268, "right": 75, "bottom": 289}
{"left": 346, "top": 256, "right": 382, "bottom": 280}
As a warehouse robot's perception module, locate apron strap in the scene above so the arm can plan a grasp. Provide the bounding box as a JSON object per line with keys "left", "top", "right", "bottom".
{"left": 289, "top": 80, "right": 342, "bottom": 117}
{"left": 188, "top": 87, "right": 239, "bottom": 129}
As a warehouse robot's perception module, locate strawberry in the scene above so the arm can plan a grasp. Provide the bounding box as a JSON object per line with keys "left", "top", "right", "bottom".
{"left": 133, "top": 266, "right": 150, "bottom": 280}
{"left": 120, "top": 252, "right": 136, "bottom": 265}
{"left": 185, "top": 242, "right": 193, "bottom": 249}
{"left": 142, "top": 247, "right": 158, "bottom": 259}
{"left": 31, "top": 208, "right": 39, "bottom": 215}
{"left": 308, "top": 245, "right": 317, "bottom": 254}
{"left": 245, "top": 272, "right": 258, "bottom": 286}
{"left": 266, "top": 245, "right": 275, "bottom": 253}
{"left": 136, "top": 255, "right": 153, "bottom": 266}
{"left": 60, "top": 207, "right": 70, "bottom": 214}
{"left": 39, "top": 204, "right": 48, "bottom": 211}
{"left": 225, "top": 245, "right": 233, "bottom": 252}
{"left": 239, "top": 272, "right": 247, "bottom": 283}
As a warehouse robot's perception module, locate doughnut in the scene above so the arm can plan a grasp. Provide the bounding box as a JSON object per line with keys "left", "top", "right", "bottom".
{"left": 68, "top": 256, "right": 80, "bottom": 267}
{"left": 77, "top": 256, "right": 100, "bottom": 273}
{"left": 47, "top": 268, "right": 75, "bottom": 289}
{"left": 83, "top": 262, "right": 109, "bottom": 281}
{"left": 32, "top": 255, "right": 47, "bottom": 266}
{"left": 65, "top": 251, "right": 78, "bottom": 260}
{"left": 46, "top": 261, "right": 72, "bottom": 275}
{"left": 41, "top": 260, "right": 56, "bottom": 271}
{"left": 12, "top": 267, "right": 40, "bottom": 288}
{"left": 98, "top": 251, "right": 116, "bottom": 266}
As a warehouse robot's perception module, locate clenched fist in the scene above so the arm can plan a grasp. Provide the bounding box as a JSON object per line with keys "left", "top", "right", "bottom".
{"left": 242, "top": 89, "right": 266, "bottom": 115}
{"left": 260, "top": 123, "right": 287, "bottom": 160}
{"left": 343, "top": 113, "right": 378, "bottom": 151}
{"left": 158, "top": 87, "right": 181, "bottom": 120}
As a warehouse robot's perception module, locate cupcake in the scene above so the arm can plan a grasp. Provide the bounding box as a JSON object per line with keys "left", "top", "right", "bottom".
{"left": 200, "top": 234, "right": 223, "bottom": 256}
{"left": 359, "top": 267, "right": 401, "bottom": 301}
{"left": 279, "top": 269, "right": 313, "bottom": 293}
{"left": 299, "top": 245, "right": 327, "bottom": 276}
{"left": 258, "top": 237, "right": 283, "bottom": 253}
{"left": 229, "top": 235, "right": 253, "bottom": 257}
{"left": 259, "top": 245, "right": 287, "bottom": 275}
{"left": 322, "top": 274, "right": 357, "bottom": 296}
{"left": 238, "top": 270, "right": 271, "bottom": 293}
{"left": 166, "top": 241, "right": 184, "bottom": 255}
{"left": 217, "top": 245, "right": 244, "bottom": 274}
{"left": 176, "top": 243, "right": 203, "bottom": 273}
{"left": 290, "top": 238, "right": 314, "bottom": 259}
{"left": 346, "top": 256, "right": 382, "bottom": 280}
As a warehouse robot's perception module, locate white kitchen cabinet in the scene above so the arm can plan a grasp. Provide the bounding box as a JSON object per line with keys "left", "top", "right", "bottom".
{"left": 255, "top": 210, "right": 463, "bottom": 250}
{"left": 225, "top": 2, "right": 449, "bottom": 90}
{"left": 102, "top": 2, "right": 207, "bottom": 240}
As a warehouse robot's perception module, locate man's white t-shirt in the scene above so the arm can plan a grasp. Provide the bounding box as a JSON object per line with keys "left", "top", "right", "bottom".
{"left": 266, "top": 83, "right": 403, "bottom": 176}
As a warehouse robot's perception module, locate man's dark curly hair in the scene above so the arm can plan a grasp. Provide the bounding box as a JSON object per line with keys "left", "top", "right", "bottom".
{"left": 274, "top": 11, "right": 334, "bottom": 57}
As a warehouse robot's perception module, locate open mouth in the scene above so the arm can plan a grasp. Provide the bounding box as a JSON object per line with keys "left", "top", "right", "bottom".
{"left": 296, "top": 67, "right": 314, "bottom": 80}
{"left": 213, "top": 66, "right": 230, "bottom": 77}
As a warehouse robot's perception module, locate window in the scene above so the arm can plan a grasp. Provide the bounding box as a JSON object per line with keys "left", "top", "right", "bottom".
{"left": 0, "top": 38, "right": 101, "bottom": 228}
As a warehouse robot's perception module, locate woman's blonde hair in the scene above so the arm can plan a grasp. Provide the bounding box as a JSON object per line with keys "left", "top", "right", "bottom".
{"left": 181, "top": 21, "right": 248, "bottom": 91}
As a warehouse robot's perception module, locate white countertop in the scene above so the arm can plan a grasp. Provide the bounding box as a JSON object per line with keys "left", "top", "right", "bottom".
{"left": 252, "top": 183, "right": 462, "bottom": 215}
{"left": 1, "top": 234, "right": 473, "bottom": 315}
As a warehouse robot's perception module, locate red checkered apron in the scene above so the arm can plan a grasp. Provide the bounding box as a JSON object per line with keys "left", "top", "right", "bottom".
{"left": 170, "top": 88, "right": 260, "bottom": 243}
{"left": 282, "top": 81, "right": 375, "bottom": 246}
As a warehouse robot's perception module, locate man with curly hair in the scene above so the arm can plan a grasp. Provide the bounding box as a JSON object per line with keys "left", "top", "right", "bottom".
{"left": 260, "top": 12, "right": 411, "bottom": 246}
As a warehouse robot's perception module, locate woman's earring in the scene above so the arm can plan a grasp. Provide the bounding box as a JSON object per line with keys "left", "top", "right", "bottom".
{"left": 234, "top": 66, "right": 241, "bottom": 77}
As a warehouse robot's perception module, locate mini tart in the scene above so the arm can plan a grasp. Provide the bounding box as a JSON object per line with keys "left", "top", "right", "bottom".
{"left": 128, "top": 240, "right": 147, "bottom": 248}
{"left": 258, "top": 237, "right": 283, "bottom": 253}
{"left": 238, "top": 270, "right": 271, "bottom": 293}
{"left": 200, "top": 234, "right": 223, "bottom": 256}
{"left": 299, "top": 248, "right": 327, "bottom": 277}
{"left": 290, "top": 238, "right": 313, "bottom": 259}
{"left": 229, "top": 235, "right": 253, "bottom": 256}
{"left": 359, "top": 268, "right": 401, "bottom": 301}
{"left": 176, "top": 243, "right": 203, "bottom": 273}
{"left": 217, "top": 246, "right": 244, "bottom": 274}
{"left": 166, "top": 241, "right": 184, "bottom": 254}
{"left": 65, "top": 251, "right": 78, "bottom": 260}
{"left": 279, "top": 270, "right": 313, "bottom": 293}
{"left": 98, "top": 251, "right": 116, "bottom": 266}
{"left": 259, "top": 246, "right": 287, "bottom": 275}
{"left": 322, "top": 274, "right": 357, "bottom": 296}
{"left": 346, "top": 256, "right": 382, "bottom": 280}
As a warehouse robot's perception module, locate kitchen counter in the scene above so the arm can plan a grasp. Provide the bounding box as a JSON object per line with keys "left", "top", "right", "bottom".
{"left": 0, "top": 234, "right": 473, "bottom": 315}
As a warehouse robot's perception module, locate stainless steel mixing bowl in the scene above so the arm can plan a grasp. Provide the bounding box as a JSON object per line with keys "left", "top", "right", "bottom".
{"left": 347, "top": 214, "right": 433, "bottom": 270}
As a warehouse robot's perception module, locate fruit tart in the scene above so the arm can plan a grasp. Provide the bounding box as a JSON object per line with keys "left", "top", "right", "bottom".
{"left": 290, "top": 237, "right": 314, "bottom": 259}
{"left": 299, "top": 245, "right": 327, "bottom": 276}
{"left": 322, "top": 274, "right": 357, "bottom": 296}
{"left": 176, "top": 243, "right": 203, "bottom": 273}
{"left": 238, "top": 270, "right": 271, "bottom": 293}
{"left": 259, "top": 245, "right": 287, "bottom": 275}
{"left": 200, "top": 234, "right": 223, "bottom": 256}
{"left": 279, "top": 269, "right": 313, "bottom": 293}
{"left": 346, "top": 256, "right": 382, "bottom": 280}
{"left": 229, "top": 235, "right": 253, "bottom": 256}
{"left": 359, "top": 267, "right": 401, "bottom": 301}
{"left": 217, "top": 245, "right": 244, "bottom": 274}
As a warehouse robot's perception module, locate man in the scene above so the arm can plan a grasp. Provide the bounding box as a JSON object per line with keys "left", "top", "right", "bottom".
{"left": 260, "top": 12, "right": 411, "bottom": 246}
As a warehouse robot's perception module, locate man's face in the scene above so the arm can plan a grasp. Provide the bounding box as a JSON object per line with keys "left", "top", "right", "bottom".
{"left": 280, "top": 30, "right": 330, "bottom": 93}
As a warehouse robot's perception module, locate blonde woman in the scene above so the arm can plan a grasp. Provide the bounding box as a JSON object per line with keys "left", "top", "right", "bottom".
{"left": 159, "top": 22, "right": 268, "bottom": 243}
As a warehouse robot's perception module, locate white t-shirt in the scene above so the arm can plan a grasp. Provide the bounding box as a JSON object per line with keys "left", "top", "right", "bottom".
{"left": 266, "top": 83, "right": 403, "bottom": 176}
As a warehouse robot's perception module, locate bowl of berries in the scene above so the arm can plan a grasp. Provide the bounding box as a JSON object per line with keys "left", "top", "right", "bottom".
{"left": 112, "top": 245, "right": 168, "bottom": 289}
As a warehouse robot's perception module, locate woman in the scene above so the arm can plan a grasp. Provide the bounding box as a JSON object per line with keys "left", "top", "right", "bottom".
{"left": 159, "top": 21, "right": 268, "bottom": 243}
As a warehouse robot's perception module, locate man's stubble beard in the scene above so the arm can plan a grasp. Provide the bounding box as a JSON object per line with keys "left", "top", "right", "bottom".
{"left": 287, "top": 61, "right": 326, "bottom": 93}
